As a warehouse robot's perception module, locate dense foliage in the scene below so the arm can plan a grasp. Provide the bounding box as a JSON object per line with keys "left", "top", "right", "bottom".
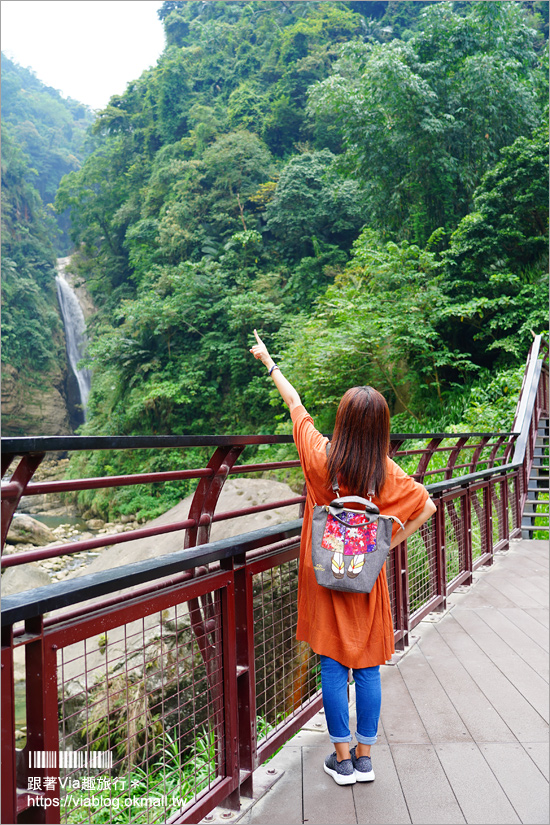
{"left": 1, "top": 53, "right": 95, "bottom": 419}
{"left": 308, "top": 1, "right": 545, "bottom": 243}
{"left": 1, "top": 130, "right": 62, "bottom": 371}
{"left": 1, "top": 53, "right": 94, "bottom": 252}
{"left": 56, "top": 2, "right": 546, "bottom": 437}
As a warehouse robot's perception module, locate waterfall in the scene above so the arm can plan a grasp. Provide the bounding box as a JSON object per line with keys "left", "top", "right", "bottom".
{"left": 55, "top": 259, "right": 92, "bottom": 419}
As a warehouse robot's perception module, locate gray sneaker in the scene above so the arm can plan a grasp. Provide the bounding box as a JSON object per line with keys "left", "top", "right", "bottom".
{"left": 323, "top": 751, "right": 356, "bottom": 785}
{"left": 350, "top": 746, "right": 375, "bottom": 781}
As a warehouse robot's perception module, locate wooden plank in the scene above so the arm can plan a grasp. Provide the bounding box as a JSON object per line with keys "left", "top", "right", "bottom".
{"left": 391, "top": 744, "right": 466, "bottom": 824}
{"left": 450, "top": 579, "right": 519, "bottom": 609}
{"left": 475, "top": 574, "right": 546, "bottom": 609}
{"left": 452, "top": 609, "right": 549, "bottom": 721}
{"left": 505, "top": 553, "right": 549, "bottom": 576}
{"left": 477, "top": 609, "right": 549, "bottom": 681}
{"left": 396, "top": 640, "right": 473, "bottom": 744}
{"left": 379, "top": 665, "right": 431, "bottom": 744}
{"left": 493, "top": 556, "right": 550, "bottom": 587}
{"left": 436, "top": 616, "right": 549, "bottom": 742}
{"left": 246, "top": 746, "right": 304, "bottom": 825}
{"left": 487, "top": 574, "right": 549, "bottom": 609}
{"left": 529, "top": 552, "right": 549, "bottom": 568}
{"left": 521, "top": 539, "right": 550, "bottom": 556}
{"left": 353, "top": 744, "right": 411, "bottom": 825}
{"left": 418, "top": 627, "right": 516, "bottom": 743}
{"left": 523, "top": 742, "right": 549, "bottom": 781}
{"left": 526, "top": 607, "right": 549, "bottom": 628}
{"left": 302, "top": 746, "right": 357, "bottom": 824}
{"left": 435, "top": 743, "right": 520, "bottom": 824}
{"left": 498, "top": 608, "right": 550, "bottom": 651}
{"left": 480, "top": 743, "right": 549, "bottom": 825}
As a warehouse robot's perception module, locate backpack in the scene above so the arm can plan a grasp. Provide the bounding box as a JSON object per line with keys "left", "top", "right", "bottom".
{"left": 310, "top": 445, "right": 404, "bottom": 594}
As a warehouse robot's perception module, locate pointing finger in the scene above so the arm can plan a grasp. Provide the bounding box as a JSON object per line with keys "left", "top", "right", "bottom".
{"left": 254, "top": 329, "right": 262, "bottom": 344}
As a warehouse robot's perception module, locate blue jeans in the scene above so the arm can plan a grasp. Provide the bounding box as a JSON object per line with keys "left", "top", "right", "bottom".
{"left": 320, "top": 655, "right": 381, "bottom": 745}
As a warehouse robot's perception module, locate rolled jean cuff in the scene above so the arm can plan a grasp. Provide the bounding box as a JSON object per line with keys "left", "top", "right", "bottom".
{"left": 329, "top": 734, "right": 353, "bottom": 744}
{"left": 355, "top": 731, "right": 378, "bottom": 745}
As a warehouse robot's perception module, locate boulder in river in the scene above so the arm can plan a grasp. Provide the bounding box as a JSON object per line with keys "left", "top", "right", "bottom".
{"left": 6, "top": 514, "right": 55, "bottom": 546}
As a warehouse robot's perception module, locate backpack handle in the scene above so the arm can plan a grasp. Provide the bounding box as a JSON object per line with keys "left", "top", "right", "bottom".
{"left": 329, "top": 497, "right": 405, "bottom": 531}
{"left": 330, "top": 496, "right": 379, "bottom": 511}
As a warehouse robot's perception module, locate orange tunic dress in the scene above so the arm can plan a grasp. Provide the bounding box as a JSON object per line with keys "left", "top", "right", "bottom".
{"left": 292, "top": 405, "right": 429, "bottom": 669}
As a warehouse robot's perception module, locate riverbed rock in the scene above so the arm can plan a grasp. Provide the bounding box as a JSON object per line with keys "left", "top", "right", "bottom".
{"left": 6, "top": 515, "right": 56, "bottom": 546}
{"left": 2, "top": 562, "right": 52, "bottom": 595}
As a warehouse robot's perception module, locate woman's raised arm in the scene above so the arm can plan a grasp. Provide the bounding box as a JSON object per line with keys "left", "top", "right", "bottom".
{"left": 249, "top": 329, "right": 302, "bottom": 412}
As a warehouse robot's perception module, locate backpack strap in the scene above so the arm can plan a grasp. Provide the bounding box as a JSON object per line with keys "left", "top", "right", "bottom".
{"left": 326, "top": 442, "right": 375, "bottom": 499}
{"left": 326, "top": 442, "right": 340, "bottom": 495}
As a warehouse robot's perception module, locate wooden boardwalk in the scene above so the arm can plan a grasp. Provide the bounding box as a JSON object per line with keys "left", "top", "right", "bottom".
{"left": 217, "top": 539, "right": 549, "bottom": 825}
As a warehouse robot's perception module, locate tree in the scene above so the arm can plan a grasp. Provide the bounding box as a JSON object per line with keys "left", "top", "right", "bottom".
{"left": 265, "top": 148, "right": 367, "bottom": 259}
{"left": 1, "top": 131, "right": 61, "bottom": 371}
{"left": 308, "top": 1, "right": 545, "bottom": 244}
{"left": 439, "top": 124, "right": 549, "bottom": 364}
{"left": 275, "top": 227, "right": 475, "bottom": 430}
{"left": 1, "top": 53, "right": 94, "bottom": 252}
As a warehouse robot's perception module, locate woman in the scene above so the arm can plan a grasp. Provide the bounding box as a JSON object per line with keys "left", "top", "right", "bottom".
{"left": 250, "top": 330, "right": 436, "bottom": 786}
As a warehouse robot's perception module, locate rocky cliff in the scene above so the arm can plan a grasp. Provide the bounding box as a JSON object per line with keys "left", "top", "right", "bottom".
{"left": 1, "top": 350, "right": 72, "bottom": 437}
{"left": 1, "top": 256, "right": 95, "bottom": 437}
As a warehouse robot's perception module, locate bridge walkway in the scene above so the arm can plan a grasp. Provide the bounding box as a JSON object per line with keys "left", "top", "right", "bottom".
{"left": 217, "top": 539, "right": 548, "bottom": 825}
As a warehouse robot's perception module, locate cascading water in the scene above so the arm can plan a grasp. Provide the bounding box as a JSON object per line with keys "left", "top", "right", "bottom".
{"left": 55, "top": 259, "right": 92, "bottom": 420}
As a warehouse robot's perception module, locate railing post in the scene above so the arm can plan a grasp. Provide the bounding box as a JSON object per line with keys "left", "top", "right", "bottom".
{"left": 513, "top": 470, "right": 522, "bottom": 535}
{"left": 481, "top": 480, "right": 494, "bottom": 564}
{"left": 434, "top": 495, "right": 447, "bottom": 611}
{"left": 445, "top": 437, "right": 468, "bottom": 480}
{"left": 396, "top": 541, "right": 410, "bottom": 649}
{"left": 221, "top": 550, "right": 256, "bottom": 809}
{"left": 219, "top": 569, "right": 241, "bottom": 812}
{"left": 1, "top": 453, "right": 45, "bottom": 550}
{"left": 1, "top": 625, "right": 17, "bottom": 825}
{"left": 22, "top": 616, "right": 60, "bottom": 823}
{"left": 463, "top": 488, "right": 473, "bottom": 586}
{"left": 501, "top": 474, "right": 510, "bottom": 549}
{"left": 184, "top": 445, "right": 246, "bottom": 811}
{"left": 415, "top": 438, "right": 443, "bottom": 483}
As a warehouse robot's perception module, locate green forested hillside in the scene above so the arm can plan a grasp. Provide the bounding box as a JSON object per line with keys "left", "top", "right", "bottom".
{"left": 56, "top": 1, "right": 547, "bottom": 445}
{"left": 1, "top": 130, "right": 61, "bottom": 371}
{"left": 1, "top": 53, "right": 94, "bottom": 253}
{"left": 1, "top": 55, "right": 96, "bottom": 435}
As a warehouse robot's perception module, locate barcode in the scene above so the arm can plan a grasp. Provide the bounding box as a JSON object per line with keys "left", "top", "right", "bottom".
{"left": 29, "top": 751, "right": 113, "bottom": 769}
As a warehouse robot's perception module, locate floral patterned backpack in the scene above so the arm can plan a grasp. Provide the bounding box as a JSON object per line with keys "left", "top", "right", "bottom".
{"left": 311, "top": 446, "right": 404, "bottom": 594}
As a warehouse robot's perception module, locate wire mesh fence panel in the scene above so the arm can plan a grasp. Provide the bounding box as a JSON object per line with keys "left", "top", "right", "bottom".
{"left": 470, "top": 488, "right": 486, "bottom": 562}
{"left": 253, "top": 557, "right": 319, "bottom": 748}
{"left": 386, "top": 546, "right": 397, "bottom": 627}
{"left": 507, "top": 477, "right": 515, "bottom": 535}
{"left": 56, "top": 598, "right": 225, "bottom": 824}
{"left": 491, "top": 482, "right": 504, "bottom": 548}
{"left": 444, "top": 497, "right": 465, "bottom": 583}
{"left": 407, "top": 515, "right": 437, "bottom": 615}
{"left": 512, "top": 476, "right": 520, "bottom": 532}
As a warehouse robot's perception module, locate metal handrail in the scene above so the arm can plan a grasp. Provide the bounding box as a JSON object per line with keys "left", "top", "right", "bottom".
{"left": 1, "top": 431, "right": 515, "bottom": 456}
{"left": 1, "top": 520, "right": 303, "bottom": 626}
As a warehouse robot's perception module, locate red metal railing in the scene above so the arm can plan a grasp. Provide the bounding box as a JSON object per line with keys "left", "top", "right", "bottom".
{"left": 1, "top": 336, "right": 547, "bottom": 824}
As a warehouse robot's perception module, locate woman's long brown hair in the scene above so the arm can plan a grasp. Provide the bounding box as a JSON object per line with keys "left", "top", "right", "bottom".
{"left": 326, "top": 386, "right": 390, "bottom": 498}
